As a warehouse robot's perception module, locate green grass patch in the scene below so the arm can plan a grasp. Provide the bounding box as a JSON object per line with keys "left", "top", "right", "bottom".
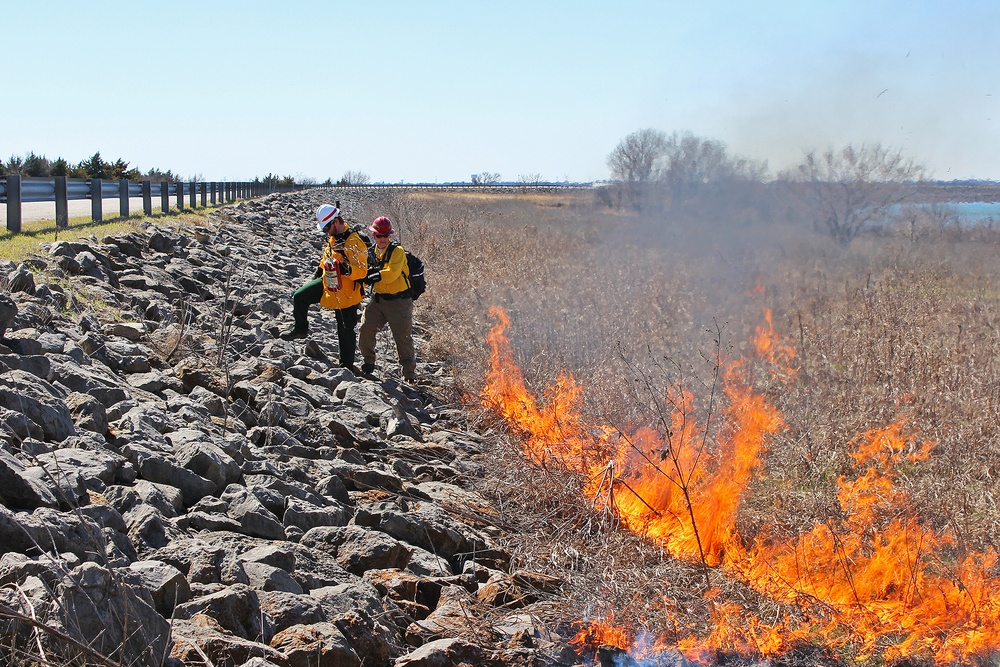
{"left": 0, "top": 209, "right": 215, "bottom": 263}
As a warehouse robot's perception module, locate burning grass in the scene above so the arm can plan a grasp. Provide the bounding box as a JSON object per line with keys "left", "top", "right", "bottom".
{"left": 362, "top": 187, "right": 1000, "bottom": 665}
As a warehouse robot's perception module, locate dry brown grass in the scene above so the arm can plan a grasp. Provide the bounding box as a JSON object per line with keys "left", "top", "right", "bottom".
{"left": 759, "top": 227, "right": 1000, "bottom": 549}
{"left": 352, "top": 188, "right": 1000, "bottom": 662}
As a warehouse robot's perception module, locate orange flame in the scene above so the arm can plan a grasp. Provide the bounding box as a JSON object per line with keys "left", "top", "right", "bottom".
{"left": 481, "top": 305, "right": 1000, "bottom": 664}
{"left": 570, "top": 617, "right": 631, "bottom": 652}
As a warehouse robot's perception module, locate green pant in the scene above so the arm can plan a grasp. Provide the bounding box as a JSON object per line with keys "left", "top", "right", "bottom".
{"left": 359, "top": 295, "right": 415, "bottom": 377}
{"left": 291, "top": 278, "right": 359, "bottom": 365}
{"left": 291, "top": 278, "right": 324, "bottom": 331}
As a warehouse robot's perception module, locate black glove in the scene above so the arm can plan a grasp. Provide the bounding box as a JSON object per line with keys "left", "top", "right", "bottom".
{"left": 313, "top": 266, "right": 323, "bottom": 279}
{"left": 339, "top": 259, "right": 352, "bottom": 277}
{"left": 364, "top": 267, "right": 382, "bottom": 285}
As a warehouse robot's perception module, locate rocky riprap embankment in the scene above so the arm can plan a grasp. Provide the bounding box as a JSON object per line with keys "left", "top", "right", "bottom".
{"left": 0, "top": 190, "right": 581, "bottom": 667}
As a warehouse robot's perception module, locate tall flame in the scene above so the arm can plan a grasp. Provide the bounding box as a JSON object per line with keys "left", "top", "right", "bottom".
{"left": 481, "top": 305, "right": 1000, "bottom": 664}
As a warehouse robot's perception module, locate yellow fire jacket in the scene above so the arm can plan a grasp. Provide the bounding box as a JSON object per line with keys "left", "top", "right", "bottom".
{"left": 319, "top": 229, "right": 368, "bottom": 309}
{"left": 371, "top": 244, "right": 410, "bottom": 296}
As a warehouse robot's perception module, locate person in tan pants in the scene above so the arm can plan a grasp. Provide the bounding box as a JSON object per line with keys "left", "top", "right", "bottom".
{"left": 359, "top": 216, "right": 416, "bottom": 381}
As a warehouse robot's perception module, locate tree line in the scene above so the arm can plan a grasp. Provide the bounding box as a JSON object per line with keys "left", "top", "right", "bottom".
{"left": 1, "top": 151, "right": 181, "bottom": 182}
{"left": 0, "top": 151, "right": 373, "bottom": 189}
{"left": 604, "top": 128, "right": 934, "bottom": 244}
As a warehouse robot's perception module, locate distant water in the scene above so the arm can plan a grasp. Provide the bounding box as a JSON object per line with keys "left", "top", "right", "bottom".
{"left": 879, "top": 202, "right": 1000, "bottom": 226}
{"left": 943, "top": 202, "right": 1000, "bottom": 222}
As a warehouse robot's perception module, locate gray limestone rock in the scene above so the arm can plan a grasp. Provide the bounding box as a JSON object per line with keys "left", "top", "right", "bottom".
{"left": 0, "top": 370, "right": 76, "bottom": 442}
{"left": 282, "top": 496, "right": 353, "bottom": 533}
{"left": 220, "top": 484, "right": 286, "bottom": 540}
{"left": 7, "top": 263, "right": 35, "bottom": 294}
{"left": 174, "top": 583, "right": 268, "bottom": 642}
{"left": 31, "top": 561, "right": 173, "bottom": 667}
{"left": 123, "top": 559, "right": 193, "bottom": 616}
{"left": 0, "top": 193, "right": 562, "bottom": 667}
{"left": 0, "top": 293, "right": 17, "bottom": 339}
{"left": 300, "top": 524, "right": 411, "bottom": 576}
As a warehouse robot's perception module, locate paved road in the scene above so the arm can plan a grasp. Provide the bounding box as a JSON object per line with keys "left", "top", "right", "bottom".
{"left": 1, "top": 197, "right": 153, "bottom": 226}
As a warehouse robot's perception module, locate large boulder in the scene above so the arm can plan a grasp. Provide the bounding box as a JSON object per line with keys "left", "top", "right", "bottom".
{"left": 47, "top": 562, "right": 171, "bottom": 667}
{"left": 300, "top": 525, "right": 411, "bottom": 575}
{"left": 0, "top": 370, "right": 76, "bottom": 442}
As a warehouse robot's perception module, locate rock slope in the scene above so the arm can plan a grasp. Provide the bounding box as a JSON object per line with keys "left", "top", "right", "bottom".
{"left": 0, "top": 190, "right": 582, "bottom": 667}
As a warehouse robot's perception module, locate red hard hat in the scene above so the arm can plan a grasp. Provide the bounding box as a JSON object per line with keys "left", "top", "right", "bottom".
{"left": 370, "top": 216, "right": 394, "bottom": 235}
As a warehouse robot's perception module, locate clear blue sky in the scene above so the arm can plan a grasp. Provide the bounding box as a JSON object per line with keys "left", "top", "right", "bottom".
{"left": 6, "top": 1, "right": 998, "bottom": 183}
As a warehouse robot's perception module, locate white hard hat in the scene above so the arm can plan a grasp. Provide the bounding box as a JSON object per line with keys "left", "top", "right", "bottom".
{"left": 316, "top": 205, "right": 340, "bottom": 232}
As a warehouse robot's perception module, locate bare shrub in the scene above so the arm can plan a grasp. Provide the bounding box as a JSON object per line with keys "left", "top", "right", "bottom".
{"left": 787, "top": 143, "right": 927, "bottom": 244}
{"left": 382, "top": 184, "right": 1000, "bottom": 659}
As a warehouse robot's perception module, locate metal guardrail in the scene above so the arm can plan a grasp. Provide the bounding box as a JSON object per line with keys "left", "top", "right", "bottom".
{"left": 0, "top": 176, "right": 278, "bottom": 233}
{"left": 0, "top": 177, "right": 596, "bottom": 233}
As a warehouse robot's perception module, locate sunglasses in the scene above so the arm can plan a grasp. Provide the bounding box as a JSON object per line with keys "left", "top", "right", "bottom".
{"left": 374, "top": 233, "right": 390, "bottom": 238}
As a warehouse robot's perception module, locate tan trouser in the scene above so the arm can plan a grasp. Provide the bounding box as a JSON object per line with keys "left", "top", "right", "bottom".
{"left": 359, "top": 296, "right": 415, "bottom": 377}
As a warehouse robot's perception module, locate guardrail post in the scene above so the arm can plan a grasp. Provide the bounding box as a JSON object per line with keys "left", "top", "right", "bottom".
{"left": 200, "top": 182, "right": 207, "bottom": 207}
{"left": 189, "top": 181, "right": 196, "bottom": 209}
{"left": 55, "top": 176, "right": 68, "bottom": 228}
{"left": 210, "top": 182, "right": 217, "bottom": 206}
{"left": 91, "top": 178, "right": 103, "bottom": 222}
{"left": 160, "top": 181, "right": 169, "bottom": 213}
{"left": 176, "top": 182, "right": 184, "bottom": 211}
{"left": 142, "top": 180, "right": 152, "bottom": 215}
{"left": 119, "top": 179, "right": 129, "bottom": 218}
{"left": 5, "top": 174, "right": 21, "bottom": 233}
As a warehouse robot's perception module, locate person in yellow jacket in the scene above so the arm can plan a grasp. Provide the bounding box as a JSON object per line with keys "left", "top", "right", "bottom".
{"left": 280, "top": 204, "right": 368, "bottom": 374}
{"left": 359, "top": 216, "right": 416, "bottom": 381}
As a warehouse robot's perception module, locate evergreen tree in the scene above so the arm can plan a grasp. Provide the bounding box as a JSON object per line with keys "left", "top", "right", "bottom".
{"left": 3, "top": 154, "right": 25, "bottom": 175}
{"left": 23, "top": 152, "right": 51, "bottom": 177}
{"left": 79, "top": 152, "right": 108, "bottom": 178}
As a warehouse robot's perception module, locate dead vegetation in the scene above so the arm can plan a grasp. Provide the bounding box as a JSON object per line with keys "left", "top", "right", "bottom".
{"left": 381, "top": 186, "right": 1000, "bottom": 663}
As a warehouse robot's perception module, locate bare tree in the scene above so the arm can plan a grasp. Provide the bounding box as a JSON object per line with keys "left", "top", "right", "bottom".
{"left": 790, "top": 143, "right": 927, "bottom": 244}
{"left": 472, "top": 172, "right": 501, "bottom": 185}
{"left": 607, "top": 129, "right": 669, "bottom": 210}
{"left": 607, "top": 128, "right": 668, "bottom": 183}
{"left": 647, "top": 132, "right": 771, "bottom": 219}
{"left": 660, "top": 133, "right": 765, "bottom": 204}
{"left": 517, "top": 173, "right": 543, "bottom": 186}
{"left": 338, "top": 170, "right": 370, "bottom": 186}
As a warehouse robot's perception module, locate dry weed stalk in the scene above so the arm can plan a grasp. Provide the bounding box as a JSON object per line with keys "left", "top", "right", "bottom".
{"left": 389, "top": 186, "right": 1000, "bottom": 659}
